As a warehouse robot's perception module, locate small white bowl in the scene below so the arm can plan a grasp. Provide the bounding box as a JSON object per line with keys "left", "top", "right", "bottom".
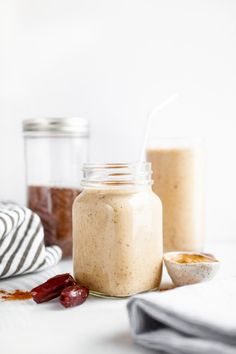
{"left": 164, "top": 251, "right": 220, "bottom": 286}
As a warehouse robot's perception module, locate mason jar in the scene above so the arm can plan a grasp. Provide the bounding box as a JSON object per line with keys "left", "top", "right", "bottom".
{"left": 147, "top": 137, "right": 205, "bottom": 252}
{"left": 73, "top": 162, "right": 163, "bottom": 297}
{"left": 23, "top": 117, "right": 89, "bottom": 258}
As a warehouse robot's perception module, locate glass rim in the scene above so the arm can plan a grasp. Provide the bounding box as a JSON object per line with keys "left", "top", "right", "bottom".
{"left": 82, "top": 162, "right": 151, "bottom": 170}
{"left": 147, "top": 136, "right": 204, "bottom": 149}
{"left": 81, "top": 162, "right": 153, "bottom": 189}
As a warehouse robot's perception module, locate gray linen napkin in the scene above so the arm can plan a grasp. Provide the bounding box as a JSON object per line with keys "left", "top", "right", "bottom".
{"left": 127, "top": 278, "right": 236, "bottom": 354}
{"left": 0, "top": 201, "right": 62, "bottom": 278}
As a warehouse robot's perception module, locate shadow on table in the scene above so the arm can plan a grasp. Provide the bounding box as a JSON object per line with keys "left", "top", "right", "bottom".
{"left": 99, "top": 331, "right": 158, "bottom": 354}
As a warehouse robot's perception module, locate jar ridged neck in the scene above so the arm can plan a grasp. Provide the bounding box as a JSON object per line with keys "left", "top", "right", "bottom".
{"left": 81, "top": 162, "right": 153, "bottom": 189}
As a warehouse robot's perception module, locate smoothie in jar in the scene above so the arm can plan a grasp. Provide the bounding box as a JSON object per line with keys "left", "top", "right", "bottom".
{"left": 73, "top": 163, "right": 163, "bottom": 297}
{"left": 147, "top": 139, "right": 204, "bottom": 252}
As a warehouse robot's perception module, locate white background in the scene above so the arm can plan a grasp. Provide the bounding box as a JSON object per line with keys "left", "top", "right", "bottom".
{"left": 0, "top": 0, "right": 236, "bottom": 242}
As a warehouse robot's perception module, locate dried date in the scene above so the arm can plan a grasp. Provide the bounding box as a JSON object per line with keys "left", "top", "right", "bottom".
{"left": 31, "top": 273, "right": 76, "bottom": 303}
{"left": 60, "top": 285, "right": 89, "bottom": 308}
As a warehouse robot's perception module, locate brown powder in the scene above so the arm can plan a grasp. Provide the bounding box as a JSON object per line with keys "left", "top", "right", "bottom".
{"left": 28, "top": 186, "right": 81, "bottom": 258}
{"left": 0, "top": 289, "right": 32, "bottom": 301}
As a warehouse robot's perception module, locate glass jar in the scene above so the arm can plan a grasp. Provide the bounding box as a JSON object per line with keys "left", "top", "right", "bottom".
{"left": 23, "top": 117, "right": 89, "bottom": 258}
{"left": 73, "top": 162, "right": 163, "bottom": 297}
{"left": 147, "top": 137, "right": 205, "bottom": 252}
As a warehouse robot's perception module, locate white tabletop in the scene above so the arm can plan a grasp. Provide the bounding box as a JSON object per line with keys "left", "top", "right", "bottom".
{"left": 0, "top": 241, "right": 235, "bottom": 354}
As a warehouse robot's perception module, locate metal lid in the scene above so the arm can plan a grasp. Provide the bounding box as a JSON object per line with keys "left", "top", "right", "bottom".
{"left": 23, "top": 117, "right": 89, "bottom": 137}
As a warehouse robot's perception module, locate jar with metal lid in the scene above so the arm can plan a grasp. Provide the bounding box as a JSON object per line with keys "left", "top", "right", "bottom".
{"left": 73, "top": 162, "right": 163, "bottom": 297}
{"left": 23, "top": 117, "right": 89, "bottom": 258}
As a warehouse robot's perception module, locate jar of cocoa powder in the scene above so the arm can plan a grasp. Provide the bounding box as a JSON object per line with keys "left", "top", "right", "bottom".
{"left": 23, "top": 117, "right": 89, "bottom": 258}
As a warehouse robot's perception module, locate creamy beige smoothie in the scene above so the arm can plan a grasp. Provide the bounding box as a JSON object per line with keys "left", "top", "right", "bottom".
{"left": 73, "top": 187, "right": 163, "bottom": 297}
{"left": 147, "top": 144, "right": 204, "bottom": 252}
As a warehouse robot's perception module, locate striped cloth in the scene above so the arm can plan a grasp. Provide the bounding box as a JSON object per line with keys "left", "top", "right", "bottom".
{"left": 0, "top": 201, "right": 62, "bottom": 279}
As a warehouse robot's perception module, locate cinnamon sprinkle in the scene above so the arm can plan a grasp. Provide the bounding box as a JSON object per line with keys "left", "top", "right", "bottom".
{"left": 0, "top": 289, "right": 32, "bottom": 301}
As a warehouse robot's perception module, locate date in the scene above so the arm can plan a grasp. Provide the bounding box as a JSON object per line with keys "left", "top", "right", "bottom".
{"left": 60, "top": 285, "right": 89, "bottom": 308}
{"left": 31, "top": 273, "right": 76, "bottom": 303}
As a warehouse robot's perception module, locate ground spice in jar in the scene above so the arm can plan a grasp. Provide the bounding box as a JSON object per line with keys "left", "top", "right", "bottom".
{"left": 28, "top": 186, "right": 81, "bottom": 258}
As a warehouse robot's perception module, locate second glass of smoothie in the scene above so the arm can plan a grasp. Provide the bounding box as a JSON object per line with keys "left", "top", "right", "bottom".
{"left": 147, "top": 138, "right": 205, "bottom": 252}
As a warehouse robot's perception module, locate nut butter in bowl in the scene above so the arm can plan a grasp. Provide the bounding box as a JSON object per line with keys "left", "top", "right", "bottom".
{"left": 73, "top": 162, "right": 163, "bottom": 298}
{"left": 164, "top": 251, "right": 220, "bottom": 286}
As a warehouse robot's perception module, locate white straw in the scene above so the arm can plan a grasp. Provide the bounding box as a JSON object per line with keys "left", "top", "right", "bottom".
{"left": 139, "top": 93, "right": 179, "bottom": 162}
